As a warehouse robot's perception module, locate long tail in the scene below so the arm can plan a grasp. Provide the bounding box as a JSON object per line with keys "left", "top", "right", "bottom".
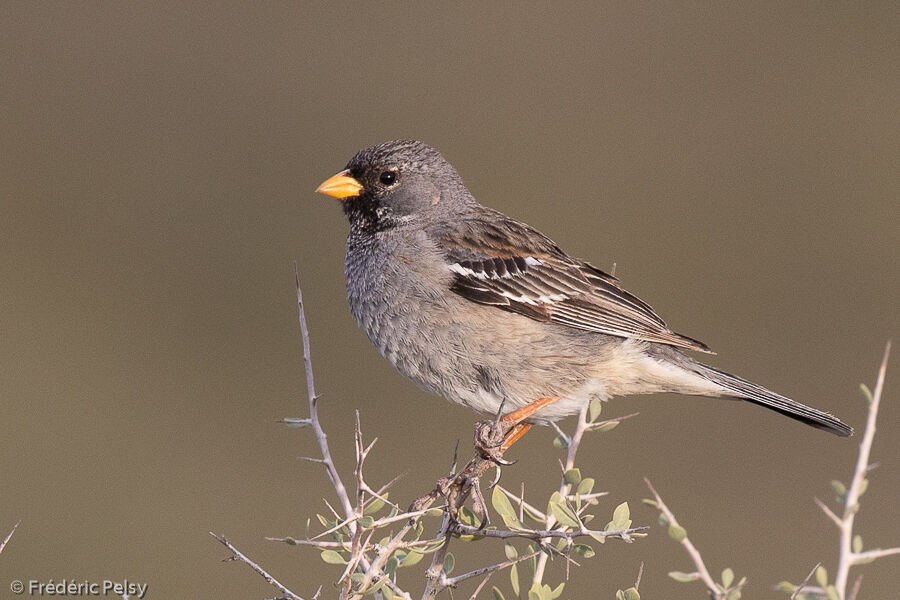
{"left": 691, "top": 362, "right": 853, "bottom": 437}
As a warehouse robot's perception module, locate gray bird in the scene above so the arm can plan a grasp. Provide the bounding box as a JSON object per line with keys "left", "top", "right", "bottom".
{"left": 316, "top": 140, "right": 851, "bottom": 442}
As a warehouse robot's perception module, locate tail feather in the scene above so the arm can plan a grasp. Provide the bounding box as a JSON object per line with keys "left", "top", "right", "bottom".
{"left": 693, "top": 363, "right": 853, "bottom": 437}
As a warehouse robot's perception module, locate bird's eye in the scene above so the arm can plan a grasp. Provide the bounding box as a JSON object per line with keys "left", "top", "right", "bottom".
{"left": 379, "top": 170, "right": 398, "bottom": 186}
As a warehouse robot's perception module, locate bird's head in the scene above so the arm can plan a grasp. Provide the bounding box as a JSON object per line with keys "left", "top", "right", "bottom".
{"left": 316, "top": 140, "right": 472, "bottom": 230}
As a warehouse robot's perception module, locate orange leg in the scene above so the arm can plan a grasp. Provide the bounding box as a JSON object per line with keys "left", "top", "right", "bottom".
{"left": 498, "top": 396, "right": 561, "bottom": 452}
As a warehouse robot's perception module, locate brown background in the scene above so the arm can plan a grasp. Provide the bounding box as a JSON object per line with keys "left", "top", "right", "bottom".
{"left": 1, "top": 3, "right": 898, "bottom": 599}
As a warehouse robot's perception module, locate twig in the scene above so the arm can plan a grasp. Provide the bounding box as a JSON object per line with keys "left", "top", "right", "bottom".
{"left": 451, "top": 522, "right": 647, "bottom": 542}
{"left": 645, "top": 478, "right": 722, "bottom": 599}
{"left": 295, "top": 266, "right": 355, "bottom": 521}
{"left": 847, "top": 575, "right": 863, "bottom": 600}
{"left": 833, "top": 342, "right": 893, "bottom": 598}
{"left": 211, "top": 532, "right": 305, "bottom": 600}
{"left": 790, "top": 562, "right": 821, "bottom": 600}
{"left": 532, "top": 404, "right": 590, "bottom": 585}
{"left": 0, "top": 520, "right": 20, "bottom": 555}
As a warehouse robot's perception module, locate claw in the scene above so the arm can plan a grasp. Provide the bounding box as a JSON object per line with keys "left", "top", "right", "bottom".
{"left": 488, "top": 464, "right": 503, "bottom": 489}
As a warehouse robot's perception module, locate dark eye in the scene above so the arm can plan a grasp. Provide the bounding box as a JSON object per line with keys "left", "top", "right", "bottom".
{"left": 379, "top": 170, "right": 398, "bottom": 186}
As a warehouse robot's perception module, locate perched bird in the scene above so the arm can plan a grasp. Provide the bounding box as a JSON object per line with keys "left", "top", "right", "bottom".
{"left": 316, "top": 140, "right": 851, "bottom": 446}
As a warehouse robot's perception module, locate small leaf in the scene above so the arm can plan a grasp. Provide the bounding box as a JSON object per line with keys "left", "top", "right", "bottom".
{"left": 384, "top": 555, "right": 399, "bottom": 574}
{"left": 853, "top": 534, "right": 863, "bottom": 553}
{"left": 550, "top": 501, "right": 580, "bottom": 528}
{"left": 364, "top": 496, "right": 387, "bottom": 515}
{"left": 594, "top": 420, "right": 620, "bottom": 432}
{"left": 443, "top": 552, "right": 455, "bottom": 575}
{"left": 641, "top": 498, "right": 659, "bottom": 509}
{"left": 858, "top": 478, "right": 869, "bottom": 497}
{"left": 458, "top": 506, "right": 478, "bottom": 526}
{"left": 493, "top": 486, "right": 516, "bottom": 518}
{"left": 577, "top": 477, "right": 595, "bottom": 495}
{"left": 619, "top": 588, "right": 640, "bottom": 600}
{"left": 669, "top": 571, "right": 701, "bottom": 582}
{"left": 831, "top": 480, "right": 847, "bottom": 503}
{"left": 668, "top": 524, "right": 687, "bottom": 542}
{"left": 775, "top": 581, "right": 795, "bottom": 593}
{"left": 510, "top": 563, "right": 520, "bottom": 596}
{"left": 402, "top": 550, "right": 424, "bottom": 567}
{"left": 859, "top": 383, "right": 873, "bottom": 406}
{"left": 281, "top": 417, "right": 311, "bottom": 427}
{"left": 589, "top": 397, "right": 603, "bottom": 421}
{"left": 572, "top": 543, "right": 594, "bottom": 558}
{"left": 492, "top": 586, "right": 506, "bottom": 600}
{"left": 505, "top": 543, "right": 518, "bottom": 560}
{"left": 589, "top": 531, "right": 607, "bottom": 544}
{"left": 425, "top": 507, "right": 444, "bottom": 517}
{"left": 552, "top": 434, "right": 569, "bottom": 449}
{"left": 550, "top": 582, "right": 565, "bottom": 598}
{"left": 815, "top": 565, "right": 828, "bottom": 587}
{"left": 611, "top": 501, "right": 631, "bottom": 529}
{"left": 320, "top": 549, "right": 346, "bottom": 564}
{"left": 721, "top": 567, "right": 734, "bottom": 588}
{"left": 826, "top": 585, "right": 840, "bottom": 600}
{"left": 358, "top": 515, "right": 374, "bottom": 528}
{"left": 528, "top": 583, "right": 542, "bottom": 600}
{"left": 564, "top": 468, "right": 582, "bottom": 486}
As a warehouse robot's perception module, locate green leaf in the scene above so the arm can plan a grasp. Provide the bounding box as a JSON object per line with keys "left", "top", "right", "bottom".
{"left": 504, "top": 543, "right": 518, "bottom": 560}
{"left": 859, "top": 383, "right": 873, "bottom": 406}
{"left": 641, "top": 498, "right": 659, "bottom": 509}
{"left": 577, "top": 477, "right": 595, "bottom": 495}
{"left": 528, "top": 583, "right": 542, "bottom": 600}
{"left": 550, "top": 582, "right": 565, "bottom": 598}
{"left": 320, "top": 550, "right": 345, "bottom": 564}
{"left": 859, "top": 478, "right": 869, "bottom": 497}
{"left": 384, "top": 555, "right": 399, "bottom": 575}
{"left": 721, "top": 567, "right": 734, "bottom": 589}
{"left": 669, "top": 571, "right": 700, "bottom": 582}
{"left": 316, "top": 513, "right": 329, "bottom": 528}
{"left": 281, "top": 417, "right": 311, "bottom": 427}
{"left": 589, "top": 397, "right": 603, "bottom": 421}
{"left": 458, "top": 506, "right": 478, "bottom": 526}
{"left": 564, "top": 468, "right": 582, "bottom": 486}
{"left": 572, "top": 543, "right": 594, "bottom": 558}
{"left": 589, "top": 531, "right": 607, "bottom": 544}
{"left": 364, "top": 496, "right": 387, "bottom": 515}
{"left": 618, "top": 587, "right": 640, "bottom": 600}
{"left": 775, "top": 581, "right": 795, "bottom": 593}
{"left": 831, "top": 480, "right": 847, "bottom": 503}
{"left": 815, "top": 565, "right": 828, "bottom": 587}
{"left": 493, "top": 486, "right": 516, "bottom": 518}
{"left": 284, "top": 537, "right": 296, "bottom": 545}
{"left": 358, "top": 515, "right": 374, "bottom": 528}
{"left": 550, "top": 501, "right": 580, "bottom": 528}
{"left": 611, "top": 501, "right": 631, "bottom": 530}
{"left": 853, "top": 534, "right": 863, "bottom": 553}
{"left": 510, "top": 563, "right": 520, "bottom": 596}
{"left": 826, "top": 585, "right": 840, "bottom": 600}
{"left": 402, "top": 550, "right": 424, "bottom": 567}
{"left": 668, "top": 524, "right": 687, "bottom": 542}
{"left": 491, "top": 586, "right": 506, "bottom": 600}
{"left": 552, "top": 434, "right": 569, "bottom": 449}
{"left": 594, "top": 420, "right": 620, "bottom": 433}
{"left": 443, "top": 552, "right": 455, "bottom": 575}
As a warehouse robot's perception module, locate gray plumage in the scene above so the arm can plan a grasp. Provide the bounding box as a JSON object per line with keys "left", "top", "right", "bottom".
{"left": 321, "top": 140, "right": 851, "bottom": 437}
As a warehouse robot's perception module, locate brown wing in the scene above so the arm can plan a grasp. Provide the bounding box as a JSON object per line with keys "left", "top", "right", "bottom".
{"left": 433, "top": 215, "right": 713, "bottom": 354}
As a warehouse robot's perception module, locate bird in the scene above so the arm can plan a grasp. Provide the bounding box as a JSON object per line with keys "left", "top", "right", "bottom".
{"left": 315, "top": 139, "right": 852, "bottom": 451}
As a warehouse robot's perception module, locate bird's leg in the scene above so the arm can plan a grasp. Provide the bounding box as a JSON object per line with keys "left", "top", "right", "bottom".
{"left": 440, "top": 396, "right": 562, "bottom": 530}
{"left": 474, "top": 396, "right": 561, "bottom": 465}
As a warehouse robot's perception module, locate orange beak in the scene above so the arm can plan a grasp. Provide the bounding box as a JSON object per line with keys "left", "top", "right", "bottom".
{"left": 315, "top": 169, "right": 363, "bottom": 199}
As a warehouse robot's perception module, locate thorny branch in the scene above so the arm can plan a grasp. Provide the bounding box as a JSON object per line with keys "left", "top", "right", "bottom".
{"left": 645, "top": 478, "right": 724, "bottom": 599}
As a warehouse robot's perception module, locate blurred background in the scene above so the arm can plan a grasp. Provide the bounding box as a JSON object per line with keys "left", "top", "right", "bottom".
{"left": 1, "top": 3, "right": 898, "bottom": 598}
